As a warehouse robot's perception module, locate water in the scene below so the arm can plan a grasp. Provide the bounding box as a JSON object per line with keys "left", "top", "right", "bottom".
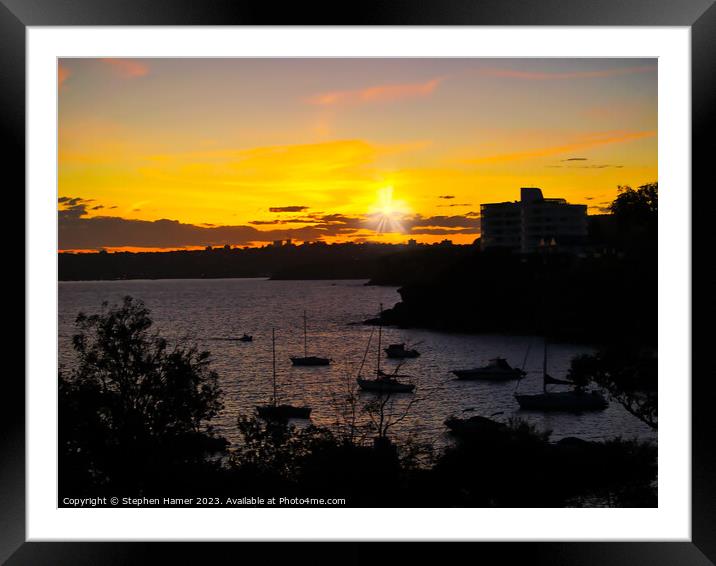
{"left": 58, "top": 278, "right": 656, "bottom": 449}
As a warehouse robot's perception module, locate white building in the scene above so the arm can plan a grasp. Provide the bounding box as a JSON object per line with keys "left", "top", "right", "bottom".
{"left": 481, "top": 188, "right": 588, "bottom": 253}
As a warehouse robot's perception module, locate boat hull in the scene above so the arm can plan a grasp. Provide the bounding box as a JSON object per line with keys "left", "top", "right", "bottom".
{"left": 256, "top": 404, "right": 312, "bottom": 420}
{"left": 356, "top": 378, "right": 415, "bottom": 393}
{"left": 515, "top": 391, "right": 608, "bottom": 411}
{"left": 291, "top": 356, "right": 330, "bottom": 366}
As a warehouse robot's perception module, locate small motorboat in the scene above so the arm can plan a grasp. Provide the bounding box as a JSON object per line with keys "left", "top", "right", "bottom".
{"left": 290, "top": 355, "right": 330, "bottom": 366}
{"left": 452, "top": 357, "right": 526, "bottom": 381}
{"left": 385, "top": 343, "right": 420, "bottom": 359}
{"left": 238, "top": 333, "right": 253, "bottom": 342}
{"left": 357, "top": 375, "right": 416, "bottom": 393}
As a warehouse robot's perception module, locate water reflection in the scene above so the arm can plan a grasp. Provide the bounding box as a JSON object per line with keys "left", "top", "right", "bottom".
{"left": 59, "top": 278, "right": 656, "bottom": 447}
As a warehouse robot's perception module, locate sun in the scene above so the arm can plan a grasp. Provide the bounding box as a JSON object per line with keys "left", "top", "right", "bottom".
{"left": 369, "top": 186, "right": 410, "bottom": 234}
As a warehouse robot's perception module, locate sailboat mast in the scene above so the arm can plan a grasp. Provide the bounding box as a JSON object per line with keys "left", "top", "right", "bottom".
{"left": 543, "top": 336, "right": 548, "bottom": 393}
{"left": 303, "top": 310, "right": 308, "bottom": 358}
{"left": 272, "top": 328, "right": 277, "bottom": 405}
{"left": 376, "top": 303, "right": 383, "bottom": 377}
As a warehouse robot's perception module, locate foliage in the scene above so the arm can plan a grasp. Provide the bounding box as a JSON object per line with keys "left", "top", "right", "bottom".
{"left": 610, "top": 182, "right": 658, "bottom": 217}
{"left": 569, "top": 348, "right": 657, "bottom": 430}
{"left": 231, "top": 415, "right": 336, "bottom": 480}
{"left": 59, "top": 296, "right": 225, "bottom": 495}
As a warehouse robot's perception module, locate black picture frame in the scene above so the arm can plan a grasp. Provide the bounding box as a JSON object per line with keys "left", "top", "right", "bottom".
{"left": 6, "top": 0, "right": 712, "bottom": 563}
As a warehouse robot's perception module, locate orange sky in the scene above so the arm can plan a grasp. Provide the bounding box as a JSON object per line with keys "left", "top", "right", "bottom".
{"left": 58, "top": 58, "right": 657, "bottom": 252}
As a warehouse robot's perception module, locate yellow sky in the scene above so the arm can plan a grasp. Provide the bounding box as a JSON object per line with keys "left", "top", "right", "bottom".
{"left": 58, "top": 58, "right": 657, "bottom": 251}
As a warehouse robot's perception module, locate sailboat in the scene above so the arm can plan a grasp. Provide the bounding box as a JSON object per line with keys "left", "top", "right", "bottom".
{"left": 514, "top": 338, "right": 607, "bottom": 411}
{"left": 357, "top": 304, "right": 416, "bottom": 393}
{"left": 290, "top": 310, "right": 330, "bottom": 366}
{"left": 256, "top": 329, "right": 312, "bottom": 421}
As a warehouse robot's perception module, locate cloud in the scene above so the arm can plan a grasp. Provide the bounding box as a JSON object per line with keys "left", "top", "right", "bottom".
{"left": 479, "top": 65, "right": 656, "bottom": 81}
{"left": 408, "top": 214, "right": 481, "bottom": 231}
{"left": 575, "top": 164, "right": 624, "bottom": 169}
{"left": 269, "top": 206, "right": 309, "bottom": 213}
{"left": 563, "top": 157, "right": 588, "bottom": 161}
{"left": 438, "top": 195, "right": 455, "bottom": 199}
{"left": 307, "top": 78, "right": 442, "bottom": 106}
{"left": 58, "top": 201, "right": 482, "bottom": 249}
{"left": 466, "top": 130, "right": 656, "bottom": 164}
{"left": 101, "top": 58, "right": 150, "bottom": 78}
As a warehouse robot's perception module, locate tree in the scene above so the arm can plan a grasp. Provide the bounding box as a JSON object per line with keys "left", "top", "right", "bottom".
{"left": 568, "top": 348, "right": 657, "bottom": 430}
{"left": 610, "top": 182, "right": 658, "bottom": 253}
{"left": 59, "top": 296, "right": 225, "bottom": 495}
{"left": 610, "top": 182, "right": 658, "bottom": 217}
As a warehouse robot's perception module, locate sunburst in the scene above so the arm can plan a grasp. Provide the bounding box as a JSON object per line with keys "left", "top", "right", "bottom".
{"left": 369, "top": 186, "right": 410, "bottom": 234}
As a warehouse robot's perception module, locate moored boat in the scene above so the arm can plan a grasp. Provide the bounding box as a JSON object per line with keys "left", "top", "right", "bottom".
{"left": 257, "top": 329, "right": 312, "bottom": 421}
{"left": 452, "top": 357, "right": 526, "bottom": 381}
{"left": 256, "top": 404, "right": 311, "bottom": 420}
{"left": 290, "top": 310, "right": 331, "bottom": 366}
{"left": 357, "top": 376, "right": 416, "bottom": 393}
{"left": 514, "top": 338, "right": 607, "bottom": 412}
{"left": 357, "top": 304, "right": 416, "bottom": 394}
{"left": 384, "top": 343, "right": 420, "bottom": 359}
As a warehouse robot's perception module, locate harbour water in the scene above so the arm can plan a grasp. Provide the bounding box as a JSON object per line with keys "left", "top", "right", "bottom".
{"left": 58, "top": 278, "right": 657, "bottom": 449}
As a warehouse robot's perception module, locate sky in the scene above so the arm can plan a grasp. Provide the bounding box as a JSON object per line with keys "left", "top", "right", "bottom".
{"left": 58, "top": 58, "right": 657, "bottom": 252}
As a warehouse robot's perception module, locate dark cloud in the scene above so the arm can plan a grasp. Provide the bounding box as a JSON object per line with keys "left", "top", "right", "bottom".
{"left": 438, "top": 203, "right": 472, "bottom": 207}
{"left": 575, "top": 164, "right": 623, "bottom": 169}
{"left": 409, "top": 214, "right": 481, "bottom": 230}
{"left": 58, "top": 196, "right": 93, "bottom": 206}
{"left": 438, "top": 195, "right": 455, "bottom": 199}
{"left": 60, "top": 212, "right": 338, "bottom": 249}
{"left": 407, "top": 227, "right": 480, "bottom": 235}
{"left": 58, "top": 201, "right": 482, "bottom": 249}
{"left": 269, "top": 206, "right": 309, "bottom": 213}
{"left": 554, "top": 161, "right": 623, "bottom": 169}
{"left": 92, "top": 205, "right": 104, "bottom": 210}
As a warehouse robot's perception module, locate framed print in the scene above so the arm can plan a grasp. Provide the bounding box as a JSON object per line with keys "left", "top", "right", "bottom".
{"left": 6, "top": 0, "right": 713, "bottom": 563}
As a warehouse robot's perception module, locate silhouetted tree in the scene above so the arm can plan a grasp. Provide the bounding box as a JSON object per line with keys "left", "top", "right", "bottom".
{"left": 568, "top": 348, "right": 657, "bottom": 430}
{"left": 610, "top": 182, "right": 658, "bottom": 217}
{"left": 610, "top": 182, "right": 658, "bottom": 254}
{"left": 59, "top": 296, "right": 225, "bottom": 496}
